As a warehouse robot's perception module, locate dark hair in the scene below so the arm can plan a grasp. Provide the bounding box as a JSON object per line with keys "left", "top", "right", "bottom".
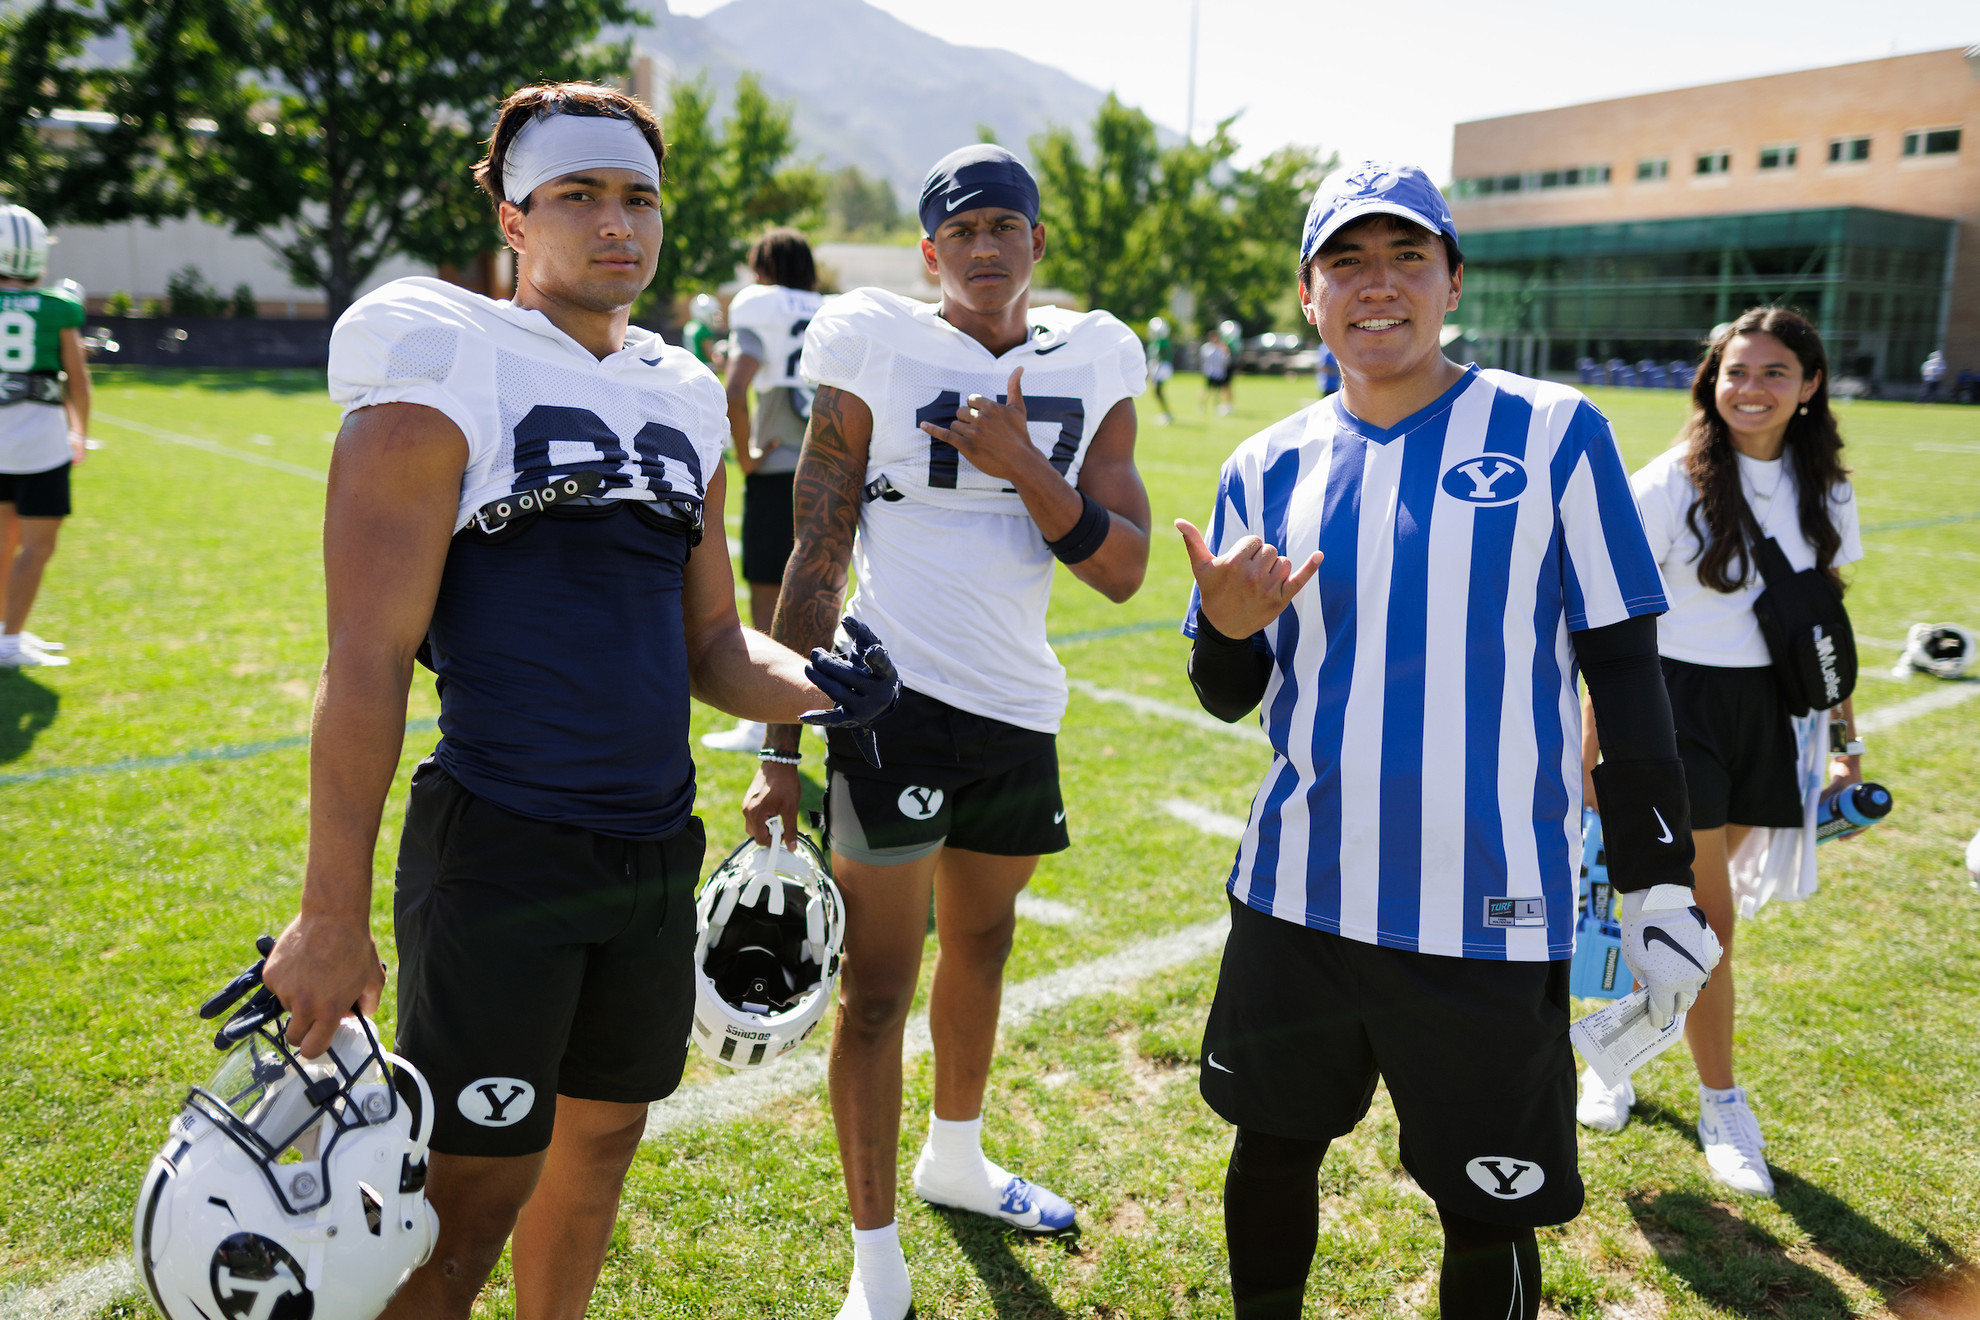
{"left": 748, "top": 227, "right": 817, "bottom": 291}
{"left": 1301, "top": 212, "right": 1462, "bottom": 282}
{"left": 1680, "top": 306, "right": 1851, "bottom": 594}
{"left": 473, "top": 82, "right": 666, "bottom": 213}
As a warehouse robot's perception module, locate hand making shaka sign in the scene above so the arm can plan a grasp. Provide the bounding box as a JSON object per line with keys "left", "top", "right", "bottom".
{"left": 919, "top": 365, "right": 1044, "bottom": 484}
{"left": 1176, "top": 518, "right": 1323, "bottom": 640}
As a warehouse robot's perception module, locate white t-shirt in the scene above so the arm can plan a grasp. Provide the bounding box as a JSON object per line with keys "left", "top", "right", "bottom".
{"left": 1631, "top": 445, "right": 1862, "bottom": 668}
{"left": 801, "top": 287, "right": 1145, "bottom": 732}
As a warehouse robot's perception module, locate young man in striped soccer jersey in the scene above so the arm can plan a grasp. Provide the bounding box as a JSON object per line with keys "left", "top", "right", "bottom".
{"left": 0, "top": 203, "right": 90, "bottom": 668}
{"left": 743, "top": 144, "right": 1150, "bottom": 1320}
{"left": 1176, "top": 162, "right": 1724, "bottom": 1320}
{"left": 260, "top": 82, "right": 897, "bottom": 1320}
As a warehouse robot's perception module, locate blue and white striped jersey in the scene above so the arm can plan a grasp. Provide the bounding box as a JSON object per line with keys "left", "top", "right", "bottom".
{"left": 1183, "top": 366, "right": 1667, "bottom": 960}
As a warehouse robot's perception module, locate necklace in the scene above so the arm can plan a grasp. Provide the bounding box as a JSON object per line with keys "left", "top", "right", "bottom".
{"left": 1744, "top": 457, "right": 1788, "bottom": 530}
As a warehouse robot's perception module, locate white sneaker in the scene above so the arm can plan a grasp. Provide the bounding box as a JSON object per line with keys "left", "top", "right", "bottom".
{"left": 0, "top": 636, "right": 68, "bottom": 667}
{"left": 1576, "top": 1065, "right": 1634, "bottom": 1133}
{"left": 17, "top": 630, "right": 61, "bottom": 652}
{"left": 1698, "top": 1086, "right": 1774, "bottom": 1196}
{"left": 699, "top": 720, "right": 766, "bottom": 753}
{"left": 912, "top": 1144, "right": 1077, "bottom": 1232}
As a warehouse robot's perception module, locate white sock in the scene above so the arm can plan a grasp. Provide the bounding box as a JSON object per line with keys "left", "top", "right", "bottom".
{"left": 836, "top": 1223, "right": 911, "bottom": 1320}
{"left": 923, "top": 1114, "right": 984, "bottom": 1167}
{"left": 1701, "top": 1084, "right": 1742, "bottom": 1106}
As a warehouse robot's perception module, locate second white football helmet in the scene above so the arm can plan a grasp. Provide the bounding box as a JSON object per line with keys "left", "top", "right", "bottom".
{"left": 0, "top": 203, "right": 48, "bottom": 282}
{"left": 1893, "top": 622, "right": 1974, "bottom": 679}
{"left": 690, "top": 292, "right": 722, "bottom": 329}
{"left": 136, "top": 947, "right": 439, "bottom": 1320}
{"left": 692, "top": 821, "right": 845, "bottom": 1071}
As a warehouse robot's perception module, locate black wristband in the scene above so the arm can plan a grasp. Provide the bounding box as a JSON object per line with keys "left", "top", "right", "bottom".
{"left": 1590, "top": 757, "right": 1695, "bottom": 892}
{"left": 1194, "top": 608, "right": 1251, "bottom": 647}
{"left": 1046, "top": 491, "right": 1111, "bottom": 564}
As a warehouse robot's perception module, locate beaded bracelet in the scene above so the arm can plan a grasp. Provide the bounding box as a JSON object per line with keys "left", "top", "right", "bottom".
{"left": 758, "top": 749, "right": 802, "bottom": 766}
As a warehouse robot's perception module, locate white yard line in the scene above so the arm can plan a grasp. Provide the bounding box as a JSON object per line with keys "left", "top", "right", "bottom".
{"left": 93, "top": 411, "right": 329, "bottom": 483}
{"left": 1066, "top": 679, "right": 1270, "bottom": 745}
{"left": 0, "top": 1259, "right": 135, "bottom": 1320}
{"left": 1160, "top": 798, "right": 1247, "bottom": 839}
{"left": 1857, "top": 681, "right": 1980, "bottom": 734}
{"left": 643, "top": 914, "right": 1229, "bottom": 1136}
{"left": 1014, "top": 893, "right": 1084, "bottom": 926}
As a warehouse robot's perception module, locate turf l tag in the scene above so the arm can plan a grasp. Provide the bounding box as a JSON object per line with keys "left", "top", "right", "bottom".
{"left": 1483, "top": 896, "right": 1546, "bottom": 928}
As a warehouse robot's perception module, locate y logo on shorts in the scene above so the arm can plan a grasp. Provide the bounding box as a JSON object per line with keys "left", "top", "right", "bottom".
{"left": 1465, "top": 1155, "right": 1546, "bottom": 1199}
{"left": 459, "top": 1077, "right": 536, "bottom": 1127}
{"left": 897, "top": 786, "right": 944, "bottom": 820}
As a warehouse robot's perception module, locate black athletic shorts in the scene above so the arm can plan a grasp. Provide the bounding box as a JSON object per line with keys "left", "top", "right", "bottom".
{"left": 0, "top": 462, "right": 71, "bottom": 518}
{"left": 1662, "top": 656, "right": 1803, "bottom": 830}
{"left": 1200, "top": 896, "right": 1584, "bottom": 1227}
{"left": 823, "top": 686, "right": 1069, "bottom": 864}
{"left": 392, "top": 762, "right": 706, "bottom": 1157}
{"left": 740, "top": 471, "right": 796, "bottom": 585}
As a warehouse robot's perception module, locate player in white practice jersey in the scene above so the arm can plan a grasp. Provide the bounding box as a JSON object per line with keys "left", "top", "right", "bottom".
{"left": 704, "top": 227, "right": 827, "bottom": 753}
{"left": 743, "top": 145, "right": 1150, "bottom": 1320}
{"left": 261, "top": 83, "right": 897, "bottom": 1320}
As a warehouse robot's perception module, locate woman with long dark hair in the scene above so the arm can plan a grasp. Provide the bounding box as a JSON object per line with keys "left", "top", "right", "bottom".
{"left": 1578, "top": 307, "right": 1863, "bottom": 1196}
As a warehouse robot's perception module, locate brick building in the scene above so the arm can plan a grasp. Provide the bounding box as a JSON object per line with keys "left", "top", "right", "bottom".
{"left": 1447, "top": 46, "right": 1977, "bottom": 384}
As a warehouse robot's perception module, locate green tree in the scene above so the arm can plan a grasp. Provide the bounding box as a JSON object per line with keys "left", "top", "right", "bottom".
{"left": 822, "top": 165, "right": 901, "bottom": 240}
{"left": 1031, "top": 93, "right": 1168, "bottom": 322}
{"left": 642, "top": 72, "right": 821, "bottom": 315}
{"left": 146, "top": 0, "right": 639, "bottom": 318}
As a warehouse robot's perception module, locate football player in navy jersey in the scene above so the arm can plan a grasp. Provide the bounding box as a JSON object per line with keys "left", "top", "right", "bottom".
{"left": 742, "top": 145, "right": 1149, "bottom": 1320}
{"left": 1177, "top": 162, "right": 1722, "bottom": 1320}
{"left": 260, "top": 83, "right": 897, "bottom": 1320}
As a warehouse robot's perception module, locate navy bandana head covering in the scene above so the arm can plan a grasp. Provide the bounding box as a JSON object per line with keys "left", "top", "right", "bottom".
{"left": 918, "top": 145, "right": 1040, "bottom": 236}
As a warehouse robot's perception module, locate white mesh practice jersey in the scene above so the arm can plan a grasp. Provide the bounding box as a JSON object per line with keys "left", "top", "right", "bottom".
{"left": 801, "top": 287, "right": 1145, "bottom": 732}
{"left": 329, "top": 277, "right": 727, "bottom": 530}
{"left": 726, "top": 282, "right": 825, "bottom": 391}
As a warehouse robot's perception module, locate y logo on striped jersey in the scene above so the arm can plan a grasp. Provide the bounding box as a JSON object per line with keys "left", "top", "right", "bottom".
{"left": 1440, "top": 455, "right": 1529, "bottom": 505}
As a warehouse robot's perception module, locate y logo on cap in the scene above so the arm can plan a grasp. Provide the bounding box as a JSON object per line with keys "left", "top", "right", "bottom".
{"left": 1466, "top": 1156, "right": 1545, "bottom": 1199}
{"left": 1441, "top": 456, "right": 1528, "bottom": 505}
{"left": 459, "top": 1078, "right": 535, "bottom": 1128}
{"left": 1341, "top": 164, "right": 1400, "bottom": 196}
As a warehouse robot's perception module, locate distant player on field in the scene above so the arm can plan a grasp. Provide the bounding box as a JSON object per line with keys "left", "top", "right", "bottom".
{"left": 683, "top": 290, "right": 727, "bottom": 371}
{"left": 743, "top": 144, "right": 1150, "bottom": 1320}
{"left": 1146, "top": 315, "right": 1175, "bottom": 424}
{"left": 0, "top": 203, "right": 88, "bottom": 669}
{"left": 1176, "top": 162, "right": 1721, "bottom": 1320}
{"left": 704, "top": 227, "right": 827, "bottom": 753}
{"left": 262, "top": 82, "right": 897, "bottom": 1320}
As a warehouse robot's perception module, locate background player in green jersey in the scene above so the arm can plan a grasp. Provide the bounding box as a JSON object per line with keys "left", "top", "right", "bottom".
{"left": 683, "top": 291, "right": 728, "bottom": 372}
{"left": 0, "top": 204, "right": 90, "bottom": 669}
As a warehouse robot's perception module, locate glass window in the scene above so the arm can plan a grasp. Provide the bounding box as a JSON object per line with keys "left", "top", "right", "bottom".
{"left": 1695, "top": 152, "right": 1731, "bottom": 175}
{"left": 1498, "top": 174, "right": 1523, "bottom": 193}
{"left": 1903, "top": 128, "right": 1962, "bottom": 157}
{"left": 1828, "top": 136, "right": 1871, "bottom": 163}
{"left": 1637, "top": 158, "right": 1668, "bottom": 182}
{"left": 1758, "top": 144, "right": 1798, "bottom": 170}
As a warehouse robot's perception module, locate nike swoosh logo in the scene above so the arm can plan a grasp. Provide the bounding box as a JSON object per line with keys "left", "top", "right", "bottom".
{"left": 640, "top": 356, "right": 662, "bottom": 366}
{"left": 1053, "top": 810, "right": 1066, "bottom": 824}
{"left": 945, "top": 189, "right": 984, "bottom": 212}
{"left": 1653, "top": 807, "right": 1673, "bottom": 844}
{"left": 1033, "top": 336, "right": 1066, "bottom": 356}
{"left": 1642, "top": 927, "right": 1706, "bottom": 974}
{"left": 1206, "top": 1054, "right": 1234, "bottom": 1074}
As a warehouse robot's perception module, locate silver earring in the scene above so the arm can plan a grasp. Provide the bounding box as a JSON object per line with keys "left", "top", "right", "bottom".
{"left": 1798, "top": 405, "right": 1809, "bottom": 415}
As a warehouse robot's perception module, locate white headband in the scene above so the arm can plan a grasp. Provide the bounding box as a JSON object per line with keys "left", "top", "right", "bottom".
{"left": 502, "top": 112, "right": 660, "bottom": 205}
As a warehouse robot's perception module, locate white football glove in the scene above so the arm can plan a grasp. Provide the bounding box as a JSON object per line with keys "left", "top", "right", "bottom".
{"left": 1618, "top": 883, "right": 1723, "bottom": 1029}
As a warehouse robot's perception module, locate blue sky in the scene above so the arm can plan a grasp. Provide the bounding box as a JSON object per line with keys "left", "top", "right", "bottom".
{"left": 667, "top": 0, "right": 1976, "bottom": 176}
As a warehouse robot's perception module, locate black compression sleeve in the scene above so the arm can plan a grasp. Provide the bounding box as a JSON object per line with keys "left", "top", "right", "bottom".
{"left": 1437, "top": 1208, "right": 1540, "bottom": 1320}
{"left": 1189, "top": 610, "right": 1274, "bottom": 723}
{"left": 1573, "top": 614, "right": 1695, "bottom": 892}
{"left": 1226, "top": 1129, "right": 1329, "bottom": 1320}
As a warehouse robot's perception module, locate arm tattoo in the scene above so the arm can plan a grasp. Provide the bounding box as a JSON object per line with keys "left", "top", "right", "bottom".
{"left": 766, "top": 385, "right": 866, "bottom": 748}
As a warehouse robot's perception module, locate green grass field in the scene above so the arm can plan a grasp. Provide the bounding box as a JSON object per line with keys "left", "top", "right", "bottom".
{"left": 2, "top": 368, "right": 1977, "bottom": 1320}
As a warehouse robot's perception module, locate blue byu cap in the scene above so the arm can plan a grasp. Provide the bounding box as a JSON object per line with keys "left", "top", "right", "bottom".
{"left": 1299, "top": 160, "right": 1461, "bottom": 271}
{"left": 919, "top": 145, "right": 1040, "bottom": 236}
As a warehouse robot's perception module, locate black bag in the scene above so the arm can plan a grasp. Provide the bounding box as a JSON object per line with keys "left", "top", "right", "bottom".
{"left": 1739, "top": 501, "right": 1856, "bottom": 716}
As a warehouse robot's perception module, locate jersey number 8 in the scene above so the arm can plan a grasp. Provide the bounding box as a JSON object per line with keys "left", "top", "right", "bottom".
{"left": 0, "top": 310, "right": 37, "bottom": 372}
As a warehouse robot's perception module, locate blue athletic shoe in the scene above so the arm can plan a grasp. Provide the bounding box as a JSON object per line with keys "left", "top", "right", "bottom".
{"left": 912, "top": 1148, "right": 1078, "bottom": 1233}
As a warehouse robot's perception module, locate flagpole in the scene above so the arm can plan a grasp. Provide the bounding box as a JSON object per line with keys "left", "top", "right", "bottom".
{"left": 1185, "top": 0, "right": 1200, "bottom": 143}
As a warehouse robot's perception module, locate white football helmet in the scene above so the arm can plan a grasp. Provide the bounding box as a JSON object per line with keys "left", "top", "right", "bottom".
{"left": 0, "top": 203, "right": 48, "bottom": 282}
{"left": 692, "top": 820, "right": 845, "bottom": 1070}
{"left": 1893, "top": 622, "right": 1974, "bottom": 679}
{"left": 135, "top": 1001, "right": 439, "bottom": 1320}
{"left": 690, "top": 292, "right": 722, "bottom": 329}
{"left": 1148, "top": 316, "right": 1168, "bottom": 337}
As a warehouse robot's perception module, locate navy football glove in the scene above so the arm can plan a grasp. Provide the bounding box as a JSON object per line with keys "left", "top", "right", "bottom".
{"left": 801, "top": 616, "right": 901, "bottom": 767}
{"left": 198, "top": 934, "right": 284, "bottom": 1050}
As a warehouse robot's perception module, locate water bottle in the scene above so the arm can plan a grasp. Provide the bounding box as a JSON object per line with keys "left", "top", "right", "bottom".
{"left": 1570, "top": 809, "right": 1631, "bottom": 999}
{"left": 1814, "top": 781, "right": 1893, "bottom": 844}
